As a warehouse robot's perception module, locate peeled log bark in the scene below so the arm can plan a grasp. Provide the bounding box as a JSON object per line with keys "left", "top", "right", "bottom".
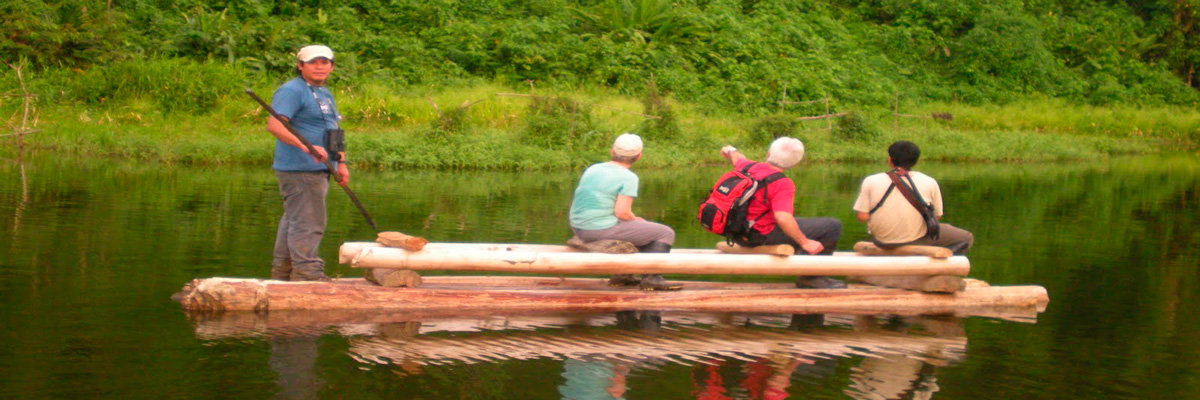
{"left": 174, "top": 277, "right": 1048, "bottom": 316}
{"left": 339, "top": 242, "right": 971, "bottom": 277}
{"left": 377, "top": 231, "right": 428, "bottom": 251}
{"left": 851, "top": 275, "right": 965, "bottom": 293}
{"left": 853, "top": 241, "right": 952, "bottom": 259}
{"left": 365, "top": 268, "right": 422, "bottom": 287}
{"left": 716, "top": 242, "right": 794, "bottom": 257}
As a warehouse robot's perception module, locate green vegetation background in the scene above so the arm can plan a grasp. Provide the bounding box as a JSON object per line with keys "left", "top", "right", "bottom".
{"left": 2, "top": 0, "right": 1199, "bottom": 168}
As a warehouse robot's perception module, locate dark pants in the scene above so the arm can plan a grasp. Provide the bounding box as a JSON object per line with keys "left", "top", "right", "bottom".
{"left": 272, "top": 171, "right": 329, "bottom": 280}
{"left": 877, "top": 222, "right": 974, "bottom": 255}
{"left": 739, "top": 217, "right": 843, "bottom": 255}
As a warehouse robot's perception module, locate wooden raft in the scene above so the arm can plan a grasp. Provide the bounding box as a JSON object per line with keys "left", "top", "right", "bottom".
{"left": 338, "top": 242, "right": 971, "bottom": 277}
{"left": 174, "top": 276, "right": 1049, "bottom": 316}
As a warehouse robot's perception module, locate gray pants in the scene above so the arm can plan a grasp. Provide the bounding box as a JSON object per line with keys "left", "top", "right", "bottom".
{"left": 272, "top": 171, "right": 329, "bottom": 280}
{"left": 895, "top": 223, "right": 974, "bottom": 255}
{"left": 739, "top": 217, "right": 843, "bottom": 255}
{"left": 572, "top": 219, "right": 675, "bottom": 247}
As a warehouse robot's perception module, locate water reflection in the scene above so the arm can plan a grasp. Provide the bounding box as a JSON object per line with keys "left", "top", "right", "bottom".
{"left": 192, "top": 310, "right": 970, "bottom": 399}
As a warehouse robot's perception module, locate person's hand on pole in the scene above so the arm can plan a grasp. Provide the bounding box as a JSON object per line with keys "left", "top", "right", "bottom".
{"left": 306, "top": 145, "right": 329, "bottom": 164}
{"left": 335, "top": 162, "right": 350, "bottom": 186}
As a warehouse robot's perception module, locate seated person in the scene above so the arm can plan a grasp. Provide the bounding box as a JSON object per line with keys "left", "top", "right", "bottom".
{"left": 852, "top": 140, "right": 973, "bottom": 254}
{"left": 720, "top": 138, "right": 845, "bottom": 289}
{"left": 569, "top": 133, "right": 678, "bottom": 290}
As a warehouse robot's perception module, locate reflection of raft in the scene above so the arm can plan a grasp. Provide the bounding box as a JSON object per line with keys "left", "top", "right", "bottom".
{"left": 186, "top": 310, "right": 968, "bottom": 368}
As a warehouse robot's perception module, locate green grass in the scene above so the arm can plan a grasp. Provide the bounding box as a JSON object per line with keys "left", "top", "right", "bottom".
{"left": 5, "top": 82, "right": 1193, "bottom": 169}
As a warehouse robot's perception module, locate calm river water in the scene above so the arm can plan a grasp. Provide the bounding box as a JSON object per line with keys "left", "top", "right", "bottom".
{"left": 1, "top": 152, "right": 1197, "bottom": 399}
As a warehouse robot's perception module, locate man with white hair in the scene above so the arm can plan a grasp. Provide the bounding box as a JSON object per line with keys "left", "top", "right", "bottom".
{"left": 265, "top": 45, "right": 348, "bottom": 282}
{"left": 569, "top": 133, "right": 679, "bottom": 290}
{"left": 719, "top": 137, "right": 845, "bottom": 289}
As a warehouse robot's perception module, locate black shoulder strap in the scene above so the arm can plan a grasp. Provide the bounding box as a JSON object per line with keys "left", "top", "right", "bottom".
{"left": 746, "top": 162, "right": 787, "bottom": 205}
{"left": 869, "top": 184, "right": 895, "bottom": 214}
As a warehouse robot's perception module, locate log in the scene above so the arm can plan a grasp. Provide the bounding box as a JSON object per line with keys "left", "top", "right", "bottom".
{"left": 853, "top": 241, "right": 951, "bottom": 259}
{"left": 716, "top": 242, "right": 794, "bottom": 257}
{"left": 339, "top": 242, "right": 971, "bottom": 277}
{"left": 175, "top": 277, "right": 1049, "bottom": 316}
{"left": 364, "top": 268, "right": 422, "bottom": 288}
{"left": 851, "top": 275, "right": 965, "bottom": 293}
{"left": 566, "top": 236, "right": 637, "bottom": 254}
{"left": 377, "top": 231, "right": 428, "bottom": 251}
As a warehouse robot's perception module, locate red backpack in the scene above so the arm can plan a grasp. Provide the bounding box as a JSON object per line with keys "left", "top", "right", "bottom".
{"left": 697, "top": 162, "right": 786, "bottom": 243}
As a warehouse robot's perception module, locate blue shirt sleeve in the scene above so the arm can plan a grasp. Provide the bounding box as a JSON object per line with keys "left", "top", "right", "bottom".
{"left": 271, "top": 84, "right": 304, "bottom": 119}
{"left": 619, "top": 171, "right": 639, "bottom": 197}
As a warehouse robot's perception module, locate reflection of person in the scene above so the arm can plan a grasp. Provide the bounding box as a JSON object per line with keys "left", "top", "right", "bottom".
{"left": 843, "top": 315, "right": 945, "bottom": 399}
{"left": 270, "top": 335, "right": 322, "bottom": 400}
{"left": 267, "top": 45, "right": 349, "bottom": 281}
{"left": 719, "top": 138, "right": 844, "bottom": 288}
{"left": 569, "top": 134, "right": 677, "bottom": 290}
{"left": 558, "top": 311, "right": 659, "bottom": 400}
{"left": 852, "top": 141, "right": 973, "bottom": 254}
{"left": 692, "top": 355, "right": 803, "bottom": 400}
{"left": 558, "top": 357, "right": 630, "bottom": 400}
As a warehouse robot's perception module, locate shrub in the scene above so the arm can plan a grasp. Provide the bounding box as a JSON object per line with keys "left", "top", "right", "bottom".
{"left": 833, "top": 111, "right": 880, "bottom": 141}
{"left": 66, "top": 58, "right": 247, "bottom": 114}
{"left": 638, "top": 80, "right": 680, "bottom": 141}
{"left": 750, "top": 113, "right": 798, "bottom": 143}
{"left": 522, "top": 95, "right": 597, "bottom": 148}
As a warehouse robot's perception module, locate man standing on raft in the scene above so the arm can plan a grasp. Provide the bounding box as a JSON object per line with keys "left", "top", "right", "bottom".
{"left": 569, "top": 134, "right": 679, "bottom": 291}
{"left": 266, "top": 45, "right": 349, "bottom": 281}
{"left": 852, "top": 140, "right": 973, "bottom": 254}
{"left": 720, "top": 137, "right": 845, "bottom": 289}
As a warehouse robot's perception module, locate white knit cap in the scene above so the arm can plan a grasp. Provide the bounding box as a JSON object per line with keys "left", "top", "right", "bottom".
{"left": 612, "top": 133, "right": 643, "bottom": 157}
{"left": 766, "top": 137, "right": 805, "bottom": 169}
{"left": 297, "top": 45, "right": 334, "bottom": 62}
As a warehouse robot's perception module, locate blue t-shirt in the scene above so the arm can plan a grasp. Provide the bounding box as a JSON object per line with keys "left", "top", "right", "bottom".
{"left": 271, "top": 77, "right": 341, "bottom": 172}
{"left": 569, "top": 162, "right": 639, "bottom": 230}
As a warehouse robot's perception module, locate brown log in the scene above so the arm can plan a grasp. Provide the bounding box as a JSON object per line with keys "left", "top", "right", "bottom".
{"left": 175, "top": 277, "right": 1049, "bottom": 316}
{"left": 851, "top": 275, "right": 965, "bottom": 293}
{"left": 566, "top": 236, "right": 637, "bottom": 254}
{"left": 339, "top": 242, "right": 971, "bottom": 277}
{"left": 716, "top": 242, "right": 794, "bottom": 257}
{"left": 365, "top": 268, "right": 422, "bottom": 288}
{"left": 853, "top": 241, "right": 952, "bottom": 259}
{"left": 377, "top": 231, "right": 428, "bottom": 251}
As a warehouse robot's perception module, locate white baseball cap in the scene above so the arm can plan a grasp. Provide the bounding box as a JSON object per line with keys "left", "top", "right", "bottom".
{"left": 296, "top": 45, "right": 334, "bottom": 62}
{"left": 612, "top": 133, "right": 643, "bottom": 157}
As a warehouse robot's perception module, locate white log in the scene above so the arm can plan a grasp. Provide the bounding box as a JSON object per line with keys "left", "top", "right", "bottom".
{"left": 338, "top": 242, "right": 970, "bottom": 276}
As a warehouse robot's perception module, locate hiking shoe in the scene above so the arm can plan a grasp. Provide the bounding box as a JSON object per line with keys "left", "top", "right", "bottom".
{"left": 608, "top": 274, "right": 641, "bottom": 287}
{"left": 639, "top": 274, "right": 682, "bottom": 291}
{"left": 293, "top": 273, "right": 333, "bottom": 282}
{"left": 795, "top": 276, "right": 846, "bottom": 289}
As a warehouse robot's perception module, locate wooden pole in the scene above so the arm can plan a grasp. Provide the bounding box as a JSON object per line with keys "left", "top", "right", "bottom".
{"left": 825, "top": 97, "right": 832, "bottom": 136}
{"left": 339, "top": 242, "right": 971, "bottom": 277}
{"left": 893, "top": 91, "right": 899, "bottom": 132}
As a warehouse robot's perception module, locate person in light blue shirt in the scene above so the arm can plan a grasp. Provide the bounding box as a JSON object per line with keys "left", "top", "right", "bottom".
{"left": 266, "top": 45, "right": 349, "bottom": 282}
{"left": 569, "top": 134, "right": 677, "bottom": 290}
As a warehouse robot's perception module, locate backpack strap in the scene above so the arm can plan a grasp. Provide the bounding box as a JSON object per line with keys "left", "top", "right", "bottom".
{"left": 886, "top": 169, "right": 934, "bottom": 215}
{"left": 868, "top": 184, "right": 895, "bottom": 214}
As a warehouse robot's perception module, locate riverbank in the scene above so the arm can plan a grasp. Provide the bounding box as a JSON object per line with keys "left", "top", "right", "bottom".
{"left": 6, "top": 83, "right": 1196, "bottom": 169}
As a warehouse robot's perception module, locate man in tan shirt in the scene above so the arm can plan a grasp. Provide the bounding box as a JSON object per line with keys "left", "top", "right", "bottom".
{"left": 852, "top": 141, "right": 973, "bottom": 254}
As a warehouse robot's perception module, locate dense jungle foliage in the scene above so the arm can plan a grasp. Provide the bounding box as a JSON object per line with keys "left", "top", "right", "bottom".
{"left": 2, "top": 0, "right": 1199, "bottom": 167}
{"left": 5, "top": 0, "right": 1199, "bottom": 109}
